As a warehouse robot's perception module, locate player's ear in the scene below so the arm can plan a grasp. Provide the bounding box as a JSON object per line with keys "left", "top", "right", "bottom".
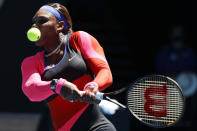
{"left": 57, "top": 21, "right": 64, "bottom": 33}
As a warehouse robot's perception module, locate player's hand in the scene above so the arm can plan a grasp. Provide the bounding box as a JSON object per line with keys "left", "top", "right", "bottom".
{"left": 80, "top": 85, "right": 100, "bottom": 104}
{"left": 60, "top": 81, "right": 82, "bottom": 102}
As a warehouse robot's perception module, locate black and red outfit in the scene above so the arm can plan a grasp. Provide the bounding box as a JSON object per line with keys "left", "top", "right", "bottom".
{"left": 21, "top": 31, "right": 116, "bottom": 131}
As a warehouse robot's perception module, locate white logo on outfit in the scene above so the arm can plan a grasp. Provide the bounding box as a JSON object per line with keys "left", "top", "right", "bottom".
{"left": 68, "top": 54, "right": 77, "bottom": 61}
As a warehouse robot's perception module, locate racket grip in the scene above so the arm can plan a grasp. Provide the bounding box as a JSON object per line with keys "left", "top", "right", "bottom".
{"left": 69, "top": 91, "right": 104, "bottom": 102}
{"left": 79, "top": 91, "right": 104, "bottom": 100}
{"left": 95, "top": 92, "right": 104, "bottom": 100}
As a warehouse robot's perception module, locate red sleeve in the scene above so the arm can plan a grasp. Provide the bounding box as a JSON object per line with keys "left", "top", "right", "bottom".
{"left": 70, "top": 31, "right": 113, "bottom": 91}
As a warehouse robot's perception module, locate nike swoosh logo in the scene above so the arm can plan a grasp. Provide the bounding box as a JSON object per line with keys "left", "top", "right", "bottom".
{"left": 68, "top": 54, "right": 77, "bottom": 61}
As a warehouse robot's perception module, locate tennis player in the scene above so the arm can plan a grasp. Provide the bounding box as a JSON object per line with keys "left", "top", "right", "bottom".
{"left": 21, "top": 3, "right": 116, "bottom": 131}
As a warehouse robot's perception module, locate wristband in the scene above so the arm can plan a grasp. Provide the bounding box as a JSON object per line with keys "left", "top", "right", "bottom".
{"left": 56, "top": 78, "right": 66, "bottom": 94}
{"left": 83, "top": 82, "right": 98, "bottom": 91}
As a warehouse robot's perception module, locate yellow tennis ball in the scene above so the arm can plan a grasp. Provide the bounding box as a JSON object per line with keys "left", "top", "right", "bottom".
{"left": 27, "top": 27, "right": 41, "bottom": 42}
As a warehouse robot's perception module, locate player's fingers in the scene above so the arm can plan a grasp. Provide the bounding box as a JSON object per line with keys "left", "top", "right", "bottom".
{"left": 85, "top": 91, "right": 99, "bottom": 104}
{"left": 79, "top": 91, "right": 93, "bottom": 104}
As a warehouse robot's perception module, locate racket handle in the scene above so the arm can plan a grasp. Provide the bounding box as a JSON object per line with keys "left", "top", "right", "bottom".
{"left": 79, "top": 91, "right": 104, "bottom": 100}
{"left": 95, "top": 92, "right": 104, "bottom": 100}
{"left": 69, "top": 91, "right": 104, "bottom": 102}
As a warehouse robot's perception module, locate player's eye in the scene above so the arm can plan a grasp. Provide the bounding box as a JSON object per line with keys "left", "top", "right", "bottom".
{"left": 32, "top": 17, "right": 48, "bottom": 25}
{"left": 37, "top": 17, "right": 48, "bottom": 24}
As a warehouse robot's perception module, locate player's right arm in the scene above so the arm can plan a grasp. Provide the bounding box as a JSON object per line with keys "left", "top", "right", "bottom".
{"left": 21, "top": 55, "right": 82, "bottom": 102}
{"left": 21, "top": 56, "right": 55, "bottom": 102}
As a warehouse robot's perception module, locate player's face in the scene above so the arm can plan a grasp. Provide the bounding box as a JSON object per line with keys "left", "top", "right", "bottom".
{"left": 32, "top": 10, "right": 59, "bottom": 47}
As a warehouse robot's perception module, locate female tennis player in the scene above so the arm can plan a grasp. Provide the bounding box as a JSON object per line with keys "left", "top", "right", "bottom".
{"left": 21, "top": 3, "right": 116, "bottom": 131}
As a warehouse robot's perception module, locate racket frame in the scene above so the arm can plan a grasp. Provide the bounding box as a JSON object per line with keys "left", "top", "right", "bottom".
{"left": 125, "top": 74, "right": 185, "bottom": 128}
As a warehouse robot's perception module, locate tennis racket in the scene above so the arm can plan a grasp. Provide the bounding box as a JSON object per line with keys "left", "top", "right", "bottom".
{"left": 95, "top": 75, "right": 185, "bottom": 128}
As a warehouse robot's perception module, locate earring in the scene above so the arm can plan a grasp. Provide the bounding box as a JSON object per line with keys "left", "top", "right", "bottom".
{"left": 59, "top": 32, "right": 65, "bottom": 43}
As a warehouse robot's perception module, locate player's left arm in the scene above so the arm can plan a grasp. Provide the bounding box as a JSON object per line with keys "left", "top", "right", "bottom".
{"left": 76, "top": 31, "right": 113, "bottom": 92}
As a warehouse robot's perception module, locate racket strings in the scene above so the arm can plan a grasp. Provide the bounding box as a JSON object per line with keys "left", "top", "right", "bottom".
{"left": 127, "top": 76, "right": 184, "bottom": 127}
